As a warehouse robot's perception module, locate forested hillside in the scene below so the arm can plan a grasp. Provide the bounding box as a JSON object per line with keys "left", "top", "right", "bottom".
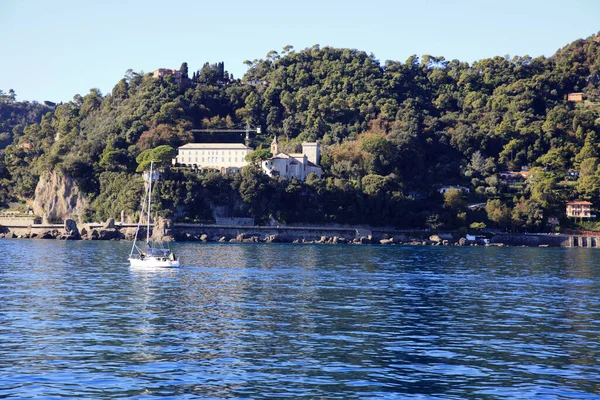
{"left": 2, "top": 33, "right": 600, "bottom": 231}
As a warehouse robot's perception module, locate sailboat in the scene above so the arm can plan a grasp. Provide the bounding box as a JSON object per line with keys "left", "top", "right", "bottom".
{"left": 128, "top": 161, "right": 180, "bottom": 268}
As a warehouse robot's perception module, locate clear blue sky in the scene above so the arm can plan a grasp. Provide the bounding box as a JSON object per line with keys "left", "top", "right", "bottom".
{"left": 1, "top": 0, "right": 598, "bottom": 103}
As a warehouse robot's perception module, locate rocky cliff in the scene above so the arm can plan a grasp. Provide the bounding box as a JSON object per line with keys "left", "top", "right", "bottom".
{"left": 32, "top": 170, "right": 89, "bottom": 223}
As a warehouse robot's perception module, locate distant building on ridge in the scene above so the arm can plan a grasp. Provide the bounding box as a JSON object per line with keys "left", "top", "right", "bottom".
{"left": 568, "top": 93, "right": 584, "bottom": 102}
{"left": 153, "top": 68, "right": 184, "bottom": 85}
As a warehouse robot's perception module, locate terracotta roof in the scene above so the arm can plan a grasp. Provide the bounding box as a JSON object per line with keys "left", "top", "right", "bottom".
{"left": 567, "top": 201, "right": 592, "bottom": 205}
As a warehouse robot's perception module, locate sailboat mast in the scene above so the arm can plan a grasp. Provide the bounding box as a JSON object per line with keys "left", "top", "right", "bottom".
{"left": 146, "top": 161, "right": 153, "bottom": 246}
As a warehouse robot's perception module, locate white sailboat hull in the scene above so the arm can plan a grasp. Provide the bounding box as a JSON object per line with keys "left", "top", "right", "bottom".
{"left": 129, "top": 256, "right": 180, "bottom": 268}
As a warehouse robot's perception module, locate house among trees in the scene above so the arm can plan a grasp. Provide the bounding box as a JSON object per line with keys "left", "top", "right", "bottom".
{"left": 438, "top": 185, "right": 470, "bottom": 194}
{"left": 261, "top": 136, "right": 322, "bottom": 180}
{"left": 566, "top": 200, "right": 593, "bottom": 218}
{"left": 499, "top": 171, "right": 527, "bottom": 183}
{"left": 18, "top": 142, "right": 32, "bottom": 150}
{"left": 567, "top": 92, "right": 584, "bottom": 102}
{"left": 153, "top": 68, "right": 184, "bottom": 85}
{"left": 566, "top": 170, "right": 580, "bottom": 180}
{"left": 172, "top": 143, "right": 253, "bottom": 173}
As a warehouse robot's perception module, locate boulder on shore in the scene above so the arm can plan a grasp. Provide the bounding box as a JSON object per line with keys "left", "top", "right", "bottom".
{"left": 64, "top": 218, "right": 80, "bottom": 239}
{"left": 40, "top": 231, "right": 54, "bottom": 239}
{"left": 152, "top": 218, "right": 174, "bottom": 242}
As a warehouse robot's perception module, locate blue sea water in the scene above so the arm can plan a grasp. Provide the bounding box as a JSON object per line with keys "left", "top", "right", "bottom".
{"left": 0, "top": 239, "right": 599, "bottom": 399}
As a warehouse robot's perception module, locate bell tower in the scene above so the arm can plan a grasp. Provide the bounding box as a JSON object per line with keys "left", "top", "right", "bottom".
{"left": 270, "top": 135, "right": 279, "bottom": 155}
{"left": 302, "top": 141, "right": 320, "bottom": 165}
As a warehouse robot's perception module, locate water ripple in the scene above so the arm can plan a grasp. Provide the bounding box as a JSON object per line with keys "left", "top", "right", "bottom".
{"left": 1, "top": 241, "right": 600, "bottom": 398}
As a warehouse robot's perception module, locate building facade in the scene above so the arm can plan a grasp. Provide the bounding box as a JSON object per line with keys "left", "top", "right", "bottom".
{"left": 438, "top": 185, "right": 470, "bottom": 194}
{"left": 172, "top": 143, "right": 254, "bottom": 173}
{"left": 261, "top": 137, "right": 322, "bottom": 180}
{"left": 566, "top": 201, "right": 593, "bottom": 218}
{"left": 153, "top": 68, "right": 184, "bottom": 85}
{"left": 567, "top": 93, "right": 584, "bottom": 102}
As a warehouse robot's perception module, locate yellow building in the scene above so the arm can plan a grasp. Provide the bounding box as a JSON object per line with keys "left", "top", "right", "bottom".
{"left": 566, "top": 201, "right": 592, "bottom": 218}
{"left": 173, "top": 143, "right": 253, "bottom": 173}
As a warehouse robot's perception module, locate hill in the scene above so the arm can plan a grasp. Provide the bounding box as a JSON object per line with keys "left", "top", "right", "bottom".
{"left": 1, "top": 33, "right": 600, "bottom": 231}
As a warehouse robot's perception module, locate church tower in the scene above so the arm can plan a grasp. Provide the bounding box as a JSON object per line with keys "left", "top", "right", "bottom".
{"left": 302, "top": 141, "right": 320, "bottom": 165}
{"left": 270, "top": 135, "right": 279, "bottom": 155}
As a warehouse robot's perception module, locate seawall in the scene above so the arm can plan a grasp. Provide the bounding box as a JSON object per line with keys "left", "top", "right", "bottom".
{"left": 490, "top": 233, "right": 600, "bottom": 248}
{"left": 1, "top": 219, "right": 599, "bottom": 248}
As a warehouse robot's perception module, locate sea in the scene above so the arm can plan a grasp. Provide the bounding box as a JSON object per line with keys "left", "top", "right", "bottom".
{"left": 0, "top": 239, "right": 599, "bottom": 399}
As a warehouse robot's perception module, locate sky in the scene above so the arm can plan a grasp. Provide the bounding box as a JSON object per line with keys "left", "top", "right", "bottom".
{"left": 1, "top": 0, "right": 599, "bottom": 103}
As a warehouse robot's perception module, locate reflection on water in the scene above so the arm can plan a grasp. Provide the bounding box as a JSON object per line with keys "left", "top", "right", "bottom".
{"left": 1, "top": 240, "right": 600, "bottom": 398}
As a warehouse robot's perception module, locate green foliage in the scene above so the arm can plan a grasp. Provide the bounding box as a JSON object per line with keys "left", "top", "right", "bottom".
{"left": 245, "top": 148, "right": 272, "bottom": 164}
{"left": 136, "top": 145, "right": 176, "bottom": 172}
{"left": 91, "top": 172, "right": 143, "bottom": 221}
{"left": 486, "top": 199, "right": 512, "bottom": 229}
{"left": 512, "top": 198, "right": 545, "bottom": 231}
{"left": 469, "top": 222, "right": 486, "bottom": 230}
{"left": 443, "top": 189, "right": 466, "bottom": 211}
{"left": 4, "top": 33, "right": 600, "bottom": 227}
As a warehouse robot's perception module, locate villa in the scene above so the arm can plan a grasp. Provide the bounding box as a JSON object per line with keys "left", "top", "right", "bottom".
{"left": 566, "top": 200, "right": 593, "bottom": 218}
{"left": 172, "top": 143, "right": 253, "bottom": 173}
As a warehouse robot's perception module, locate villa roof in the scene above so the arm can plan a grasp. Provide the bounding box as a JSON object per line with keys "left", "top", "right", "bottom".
{"left": 179, "top": 143, "right": 252, "bottom": 150}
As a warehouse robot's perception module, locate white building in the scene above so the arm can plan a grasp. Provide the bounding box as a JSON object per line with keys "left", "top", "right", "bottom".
{"left": 261, "top": 136, "right": 322, "bottom": 180}
{"left": 172, "top": 143, "right": 254, "bottom": 173}
{"left": 438, "top": 185, "right": 470, "bottom": 194}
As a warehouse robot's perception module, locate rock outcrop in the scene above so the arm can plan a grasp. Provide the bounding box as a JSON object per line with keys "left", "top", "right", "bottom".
{"left": 64, "top": 218, "right": 80, "bottom": 240}
{"left": 33, "top": 170, "right": 89, "bottom": 223}
{"left": 152, "top": 218, "right": 174, "bottom": 242}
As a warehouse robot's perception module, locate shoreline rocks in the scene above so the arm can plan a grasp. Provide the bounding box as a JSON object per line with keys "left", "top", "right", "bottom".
{"left": 0, "top": 219, "right": 589, "bottom": 248}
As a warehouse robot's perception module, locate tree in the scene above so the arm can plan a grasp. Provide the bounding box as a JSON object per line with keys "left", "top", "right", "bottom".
{"left": 443, "top": 189, "right": 466, "bottom": 211}
{"left": 136, "top": 145, "right": 176, "bottom": 172}
{"left": 512, "top": 198, "right": 544, "bottom": 232}
{"left": 99, "top": 149, "right": 128, "bottom": 172}
{"left": 245, "top": 148, "right": 272, "bottom": 164}
{"left": 179, "top": 62, "right": 189, "bottom": 80}
{"left": 470, "top": 222, "right": 486, "bottom": 230}
{"left": 575, "top": 131, "right": 599, "bottom": 165}
{"left": 577, "top": 175, "right": 600, "bottom": 200}
{"left": 579, "top": 157, "right": 599, "bottom": 178}
{"left": 486, "top": 199, "right": 511, "bottom": 229}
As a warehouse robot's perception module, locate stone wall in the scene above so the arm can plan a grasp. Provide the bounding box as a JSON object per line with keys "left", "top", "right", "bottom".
{"left": 490, "top": 233, "right": 570, "bottom": 247}
{"left": 214, "top": 217, "right": 255, "bottom": 226}
{"left": 0, "top": 216, "right": 40, "bottom": 226}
